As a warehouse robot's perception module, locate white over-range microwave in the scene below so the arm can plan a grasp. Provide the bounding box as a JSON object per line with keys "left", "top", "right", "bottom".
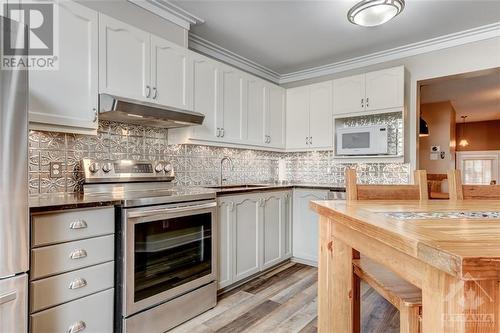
{"left": 336, "top": 125, "right": 389, "bottom": 156}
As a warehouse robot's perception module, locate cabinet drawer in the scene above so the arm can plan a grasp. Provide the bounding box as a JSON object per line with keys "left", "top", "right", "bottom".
{"left": 30, "top": 262, "right": 114, "bottom": 313}
{"left": 32, "top": 207, "right": 114, "bottom": 247}
{"left": 31, "top": 235, "right": 114, "bottom": 280}
{"left": 30, "top": 288, "right": 114, "bottom": 333}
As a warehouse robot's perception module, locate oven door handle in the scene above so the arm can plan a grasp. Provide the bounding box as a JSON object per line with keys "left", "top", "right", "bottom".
{"left": 127, "top": 202, "right": 217, "bottom": 218}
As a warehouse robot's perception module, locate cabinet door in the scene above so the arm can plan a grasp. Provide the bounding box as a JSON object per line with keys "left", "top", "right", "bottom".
{"left": 309, "top": 81, "right": 333, "bottom": 149}
{"left": 261, "top": 193, "right": 284, "bottom": 270}
{"left": 151, "top": 35, "right": 193, "bottom": 111}
{"left": 246, "top": 77, "right": 266, "bottom": 145}
{"left": 286, "top": 86, "right": 310, "bottom": 149}
{"left": 266, "top": 85, "right": 286, "bottom": 148}
{"left": 190, "top": 54, "right": 220, "bottom": 141}
{"left": 217, "top": 199, "right": 234, "bottom": 289}
{"left": 99, "top": 14, "right": 150, "bottom": 101}
{"left": 365, "top": 66, "right": 404, "bottom": 111}
{"left": 292, "top": 189, "right": 328, "bottom": 264}
{"left": 233, "top": 195, "right": 261, "bottom": 282}
{"left": 333, "top": 74, "right": 365, "bottom": 115}
{"left": 29, "top": 1, "right": 98, "bottom": 134}
{"left": 219, "top": 66, "right": 244, "bottom": 143}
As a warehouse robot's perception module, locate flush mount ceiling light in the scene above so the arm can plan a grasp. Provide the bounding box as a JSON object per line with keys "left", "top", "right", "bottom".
{"left": 348, "top": 0, "right": 405, "bottom": 27}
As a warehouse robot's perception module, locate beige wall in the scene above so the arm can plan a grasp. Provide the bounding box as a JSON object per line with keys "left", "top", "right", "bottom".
{"left": 282, "top": 37, "right": 500, "bottom": 171}
{"left": 419, "top": 102, "right": 456, "bottom": 174}
{"left": 456, "top": 120, "right": 500, "bottom": 151}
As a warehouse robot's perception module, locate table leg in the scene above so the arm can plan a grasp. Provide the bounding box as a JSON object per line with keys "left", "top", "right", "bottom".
{"left": 318, "top": 216, "right": 355, "bottom": 332}
{"left": 422, "top": 265, "right": 499, "bottom": 333}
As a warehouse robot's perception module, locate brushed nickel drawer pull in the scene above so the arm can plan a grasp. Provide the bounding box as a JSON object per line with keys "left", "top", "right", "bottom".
{"left": 68, "top": 278, "right": 87, "bottom": 290}
{"left": 67, "top": 320, "right": 86, "bottom": 333}
{"left": 69, "top": 249, "right": 88, "bottom": 260}
{"left": 69, "top": 220, "right": 87, "bottom": 230}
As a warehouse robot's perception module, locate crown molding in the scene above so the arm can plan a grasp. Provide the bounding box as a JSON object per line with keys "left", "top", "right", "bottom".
{"left": 189, "top": 33, "right": 281, "bottom": 83}
{"left": 280, "top": 22, "right": 500, "bottom": 83}
{"left": 128, "top": 0, "right": 204, "bottom": 30}
{"left": 188, "top": 22, "right": 500, "bottom": 85}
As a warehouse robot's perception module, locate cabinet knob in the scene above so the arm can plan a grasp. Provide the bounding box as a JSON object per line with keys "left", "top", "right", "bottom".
{"left": 366, "top": 97, "right": 369, "bottom": 107}
{"left": 361, "top": 98, "right": 364, "bottom": 108}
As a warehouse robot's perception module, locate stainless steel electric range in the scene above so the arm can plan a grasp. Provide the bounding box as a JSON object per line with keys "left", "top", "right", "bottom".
{"left": 82, "top": 159, "right": 217, "bottom": 333}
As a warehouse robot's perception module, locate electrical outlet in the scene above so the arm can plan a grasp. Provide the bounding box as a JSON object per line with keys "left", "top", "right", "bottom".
{"left": 49, "top": 162, "right": 63, "bottom": 178}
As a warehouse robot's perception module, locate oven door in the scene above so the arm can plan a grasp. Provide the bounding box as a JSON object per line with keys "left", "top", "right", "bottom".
{"left": 123, "top": 200, "right": 217, "bottom": 317}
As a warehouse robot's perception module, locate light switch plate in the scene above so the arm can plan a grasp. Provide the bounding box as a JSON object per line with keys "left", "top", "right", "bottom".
{"left": 49, "top": 162, "right": 63, "bottom": 178}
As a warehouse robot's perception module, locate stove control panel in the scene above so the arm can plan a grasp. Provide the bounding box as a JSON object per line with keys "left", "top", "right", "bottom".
{"left": 82, "top": 159, "right": 175, "bottom": 183}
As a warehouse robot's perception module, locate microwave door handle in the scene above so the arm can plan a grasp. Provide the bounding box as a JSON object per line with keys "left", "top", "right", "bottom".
{"left": 127, "top": 202, "right": 217, "bottom": 218}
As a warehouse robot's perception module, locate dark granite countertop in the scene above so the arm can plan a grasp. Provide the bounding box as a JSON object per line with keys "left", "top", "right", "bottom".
{"left": 29, "top": 183, "right": 345, "bottom": 210}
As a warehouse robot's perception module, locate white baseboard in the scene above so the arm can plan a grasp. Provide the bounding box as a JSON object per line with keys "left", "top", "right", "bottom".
{"left": 291, "top": 257, "right": 318, "bottom": 267}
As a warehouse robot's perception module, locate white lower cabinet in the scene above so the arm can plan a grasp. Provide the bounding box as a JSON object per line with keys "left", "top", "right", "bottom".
{"left": 233, "top": 195, "right": 261, "bottom": 281}
{"left": 292, "top": 189, "right": 329, "bottom": 265}
{"left": 217, "top": 190, "right": 292, "bottom": 289}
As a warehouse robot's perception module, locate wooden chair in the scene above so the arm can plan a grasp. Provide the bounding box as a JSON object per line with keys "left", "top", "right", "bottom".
{"left": 345, "top": 168, "right": 429, "bottom": 201}
{"left": 346, "top": 168, "right": 426, "bottom": 333}
{"left": 448, "top": 169, "right": 500, "bottom": 200}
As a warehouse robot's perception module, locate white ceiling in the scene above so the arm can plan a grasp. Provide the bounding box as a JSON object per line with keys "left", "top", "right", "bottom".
{"left": 173, "top": 0, "right": 500, "bottom": 75}
{"left": 420, "top": 71, "right": 500, "bottom": 123}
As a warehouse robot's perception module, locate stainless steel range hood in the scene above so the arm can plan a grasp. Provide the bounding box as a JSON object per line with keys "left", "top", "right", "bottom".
{"left": 99, "top": 94, "right": 204, "bottom": 128}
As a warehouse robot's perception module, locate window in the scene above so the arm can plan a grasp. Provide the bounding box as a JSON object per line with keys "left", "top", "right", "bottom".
{"left": 457, "top": 152, "right": 499, "bottom": 185}
{"left": 462, "top": 159, "right": 493, "bottom": 184}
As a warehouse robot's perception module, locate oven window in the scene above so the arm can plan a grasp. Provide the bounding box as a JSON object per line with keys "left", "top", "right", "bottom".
{"left": 134, "top": 212, "right": 212, "bottom": 302}
{"left": 342, "top": 132, "right": 370, "bottom": 149}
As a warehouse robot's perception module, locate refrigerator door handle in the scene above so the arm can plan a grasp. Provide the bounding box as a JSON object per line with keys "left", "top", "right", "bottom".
{"left": 0, "top": 290, "right": 17, "bottom": 305}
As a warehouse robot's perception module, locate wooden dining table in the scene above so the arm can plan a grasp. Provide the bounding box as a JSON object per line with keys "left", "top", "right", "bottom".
{"left": 310, "top": 199, "right": 500, "bottom": 333}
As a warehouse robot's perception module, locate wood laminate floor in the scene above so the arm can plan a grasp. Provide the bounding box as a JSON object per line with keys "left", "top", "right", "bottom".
{"left": 171, "top": 263, "right": 399, "bottom": 333}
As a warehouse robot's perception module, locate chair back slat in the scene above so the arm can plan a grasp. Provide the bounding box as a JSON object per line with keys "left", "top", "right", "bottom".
{"left": 346, "top": 169, "right": 428, "bottom": 201}
{"left": 448, "top": 169, "right": 500, "bottom": 200}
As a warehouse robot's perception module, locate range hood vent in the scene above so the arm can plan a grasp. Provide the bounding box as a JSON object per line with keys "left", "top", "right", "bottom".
{"left": 99, "top": 94, "right": 204, "bottom": 128}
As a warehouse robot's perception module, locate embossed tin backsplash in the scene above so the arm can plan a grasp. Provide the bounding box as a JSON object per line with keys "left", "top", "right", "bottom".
{"left": 28, "top": 121, "right": 410, "bottom": 194}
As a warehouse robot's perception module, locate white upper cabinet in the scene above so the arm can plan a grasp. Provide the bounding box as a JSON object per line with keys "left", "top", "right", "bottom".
{"left": 333, "top": 66, "right": 405, "bottom": 115}
{"left": 286, "top": 82, "right": 333, "bottom": 150}
{"left": 365, "top": 66, "right": 404, "bottom": 111}
{"left": 332, "top": 74, "right": 365, "bottom": 115}
{"left": 245, "top": 77, "right": 266, "bottom": 145}
{"left": 99, "top": 14, "right": 151, "bottom": 101}
{"left": 29, "top": 1, "right": 98, "bottom": 134}
{"left": 151, "top": 35, "right": 193, "bottom": 111}
{"left": 286, "top": 86, "right": 310, "bottom": 150}
{"left": 265, "top": 85, "right": 286, "bottom": 149}
{"left": 308, "top": 81, "right": 333, "bottom": 149}
{"left": 190, "top": 54, "right": 219, "bottom": 141}
{"left": 219, "top": 65, "right": 245, "bottom": 143}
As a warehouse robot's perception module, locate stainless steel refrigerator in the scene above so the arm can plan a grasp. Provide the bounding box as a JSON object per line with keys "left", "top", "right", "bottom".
{"left": 0, "top": 16, "right": 29, "bottom": 333}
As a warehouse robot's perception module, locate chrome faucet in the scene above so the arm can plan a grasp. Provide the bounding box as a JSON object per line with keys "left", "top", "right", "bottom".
{"left": 220, "top": 156, "right": 234, "bottom": 186}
